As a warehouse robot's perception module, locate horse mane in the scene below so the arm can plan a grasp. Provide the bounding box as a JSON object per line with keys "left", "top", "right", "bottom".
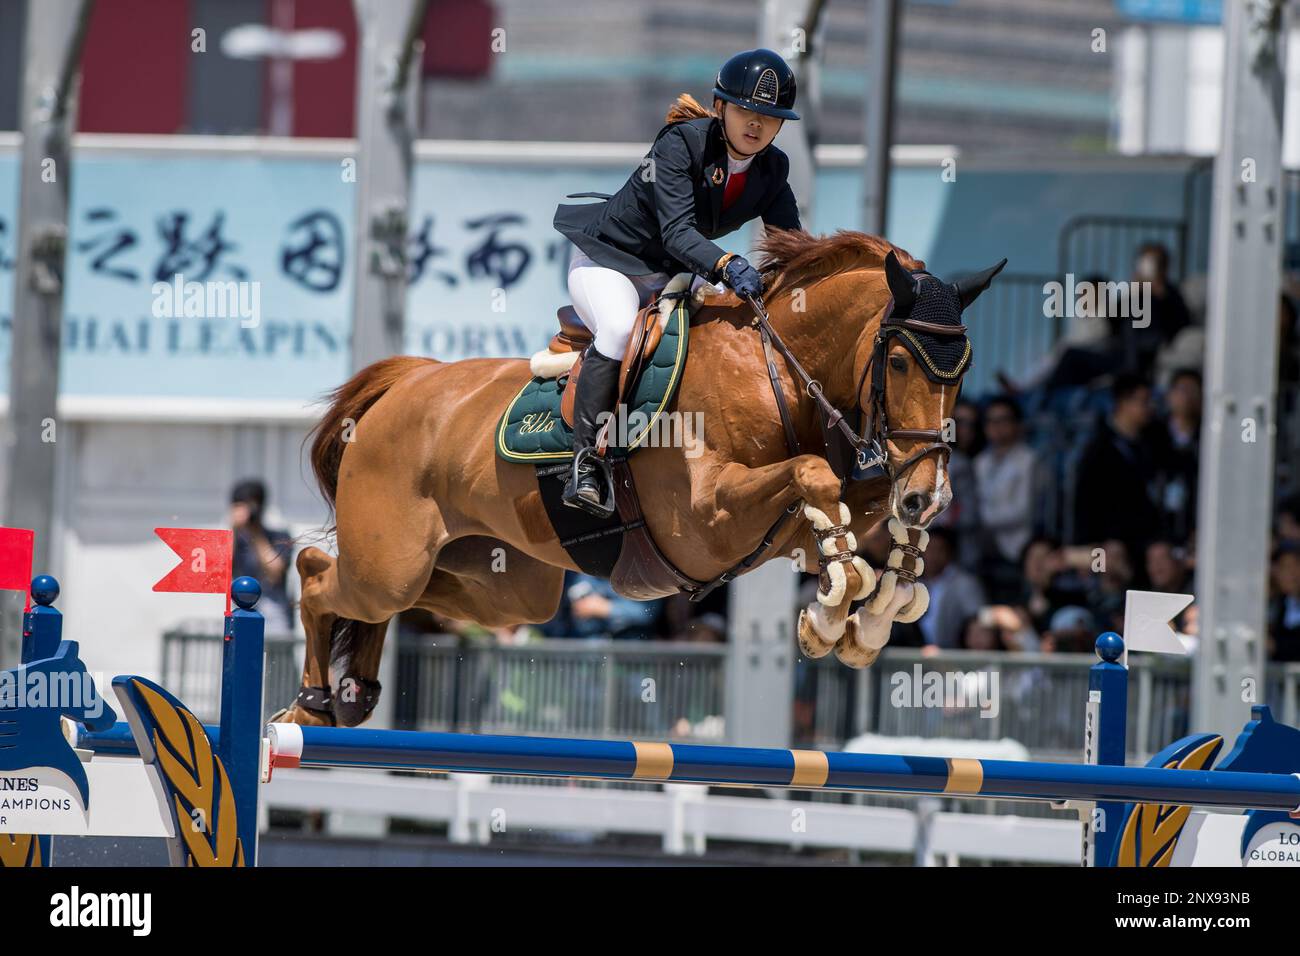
{"left": 758, "top": 229, "right": 924, "bottom": 303}
{"left": 665, "top": 93, "right": 716, "bottom": 124}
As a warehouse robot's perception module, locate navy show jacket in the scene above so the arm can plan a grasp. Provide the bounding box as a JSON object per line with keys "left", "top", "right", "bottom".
{"left": 553, "top": 116, "right": 802, "bottom": 282}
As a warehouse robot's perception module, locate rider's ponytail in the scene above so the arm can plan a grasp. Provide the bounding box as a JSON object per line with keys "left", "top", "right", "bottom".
{"left": 665, "top": 93, "right": 716, "bottom": 124}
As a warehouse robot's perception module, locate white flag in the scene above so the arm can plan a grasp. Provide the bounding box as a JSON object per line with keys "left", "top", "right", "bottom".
{"left": 1123, "top": 590, "right": 1194, "bottom": 657}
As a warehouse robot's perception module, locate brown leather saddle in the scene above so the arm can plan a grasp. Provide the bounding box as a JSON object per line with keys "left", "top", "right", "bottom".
{"left": 553, "top": 303, "right": 666, "bottom": 437}
{"left": 531, "top": 293, "right": 708, "bottom": 600}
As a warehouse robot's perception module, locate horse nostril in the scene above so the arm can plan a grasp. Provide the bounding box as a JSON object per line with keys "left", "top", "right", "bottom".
{"left": 902, "top": 492, "right": 930, "bottom": 516}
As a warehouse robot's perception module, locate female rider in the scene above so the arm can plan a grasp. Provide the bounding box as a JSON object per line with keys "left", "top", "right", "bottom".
{"left": 553, "top": 47, "right": 803, "bottom": 517}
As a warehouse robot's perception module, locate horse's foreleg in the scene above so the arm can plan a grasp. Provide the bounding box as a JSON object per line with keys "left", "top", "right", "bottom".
{"left": 709, "top": 455, "right": 870, "bottom": 659}
{"left": 835, "top": 518, "right": 929, "bottom": 669}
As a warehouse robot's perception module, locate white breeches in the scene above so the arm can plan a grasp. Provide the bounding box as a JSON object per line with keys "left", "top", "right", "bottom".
{"left": 566, "top": 251, "right": 669, "bottom": 360}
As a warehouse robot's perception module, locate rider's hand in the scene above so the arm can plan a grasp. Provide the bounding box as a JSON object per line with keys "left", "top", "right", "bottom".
{"left": 721, "top": 255, "right": 764, "bottom": 299}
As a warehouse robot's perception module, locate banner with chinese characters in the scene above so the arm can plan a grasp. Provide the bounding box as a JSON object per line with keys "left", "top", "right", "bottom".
{"left": 0, "top": 147, "right": 631, "bottom": 406}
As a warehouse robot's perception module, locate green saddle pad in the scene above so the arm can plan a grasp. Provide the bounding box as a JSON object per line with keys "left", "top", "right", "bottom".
{"left": 496, "top": 295, "right": 690, "bottom": 463}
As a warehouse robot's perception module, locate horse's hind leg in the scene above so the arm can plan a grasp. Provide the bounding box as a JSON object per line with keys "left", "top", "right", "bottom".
{"left": 279, "top": 546, "right": 338, "bottom": 725}
{"left": 274, "top": 547, "right": 397, "bottom": 727}
{"left": 276, "top": 538, "right": 563, "bottom": 726}
{"left": 279, "top": 516, "right": 443, "bottom": 728}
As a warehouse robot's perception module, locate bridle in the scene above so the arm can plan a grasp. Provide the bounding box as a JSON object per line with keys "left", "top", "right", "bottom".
{"left": 681, "top": 285, "right": 970, "bottom": 604}
{"left": 742, "top": 289, "right": 971, "bottom": 486}
{"left": 854, "top": 307, "right": 971, "bottom": 484}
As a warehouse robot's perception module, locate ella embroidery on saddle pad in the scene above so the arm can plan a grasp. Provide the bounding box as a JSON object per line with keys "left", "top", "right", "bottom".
{"left": 495, "top": 295, "right": 691, "bottom": 462}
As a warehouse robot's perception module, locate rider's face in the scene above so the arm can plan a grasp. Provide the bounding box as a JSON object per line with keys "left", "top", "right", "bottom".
{"left": 719, "top": 102, "right": 783, "bottom": 156}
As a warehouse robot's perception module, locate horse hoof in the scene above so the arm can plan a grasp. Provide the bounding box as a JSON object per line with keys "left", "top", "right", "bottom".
{"left": 837, "top": 608, "right": 891, "bottom": 668}
{"left": 833, "top": 631, "right": 881, "bottom": 668}
{"left": 268, "top": 704, "right": 335, "bottom": 727}
{"left": 797, "top": 607, "right": 838, "bottom": 658}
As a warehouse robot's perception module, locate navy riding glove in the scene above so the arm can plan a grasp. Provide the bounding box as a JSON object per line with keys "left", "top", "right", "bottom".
{"left": 722, "top": 255, "right": 764, "bottom": 299}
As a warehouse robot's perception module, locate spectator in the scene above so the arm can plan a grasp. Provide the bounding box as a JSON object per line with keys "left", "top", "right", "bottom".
{"left": 970, "top": 604, "right": 1040, "bottom": 652}
{"left": 1268, "top": 544, "right": 1300, "bottom": 662}
{"left": 973, "top": 538, "right": 1095, "bottom": 654}
{"left": 961, "top": 614, "right": 1021, "bottom": 652}
{"left": 1149, "top": 369, "right": 1201, "bottom": 543}
{"left": 1146, "top": 540, "right": 1192, "bottom": 594}
{"left": 1016, "top": 536, "right": 1087, "bottom": 633}
{"left": 1041, "top": 605, "right": 1097, "bottom": 654}
{"left": 543, "top": 571, "right": 662, "bottom": 640}
{"left": 1073, "top": 373, "right": 1162, "bottom": 559}
{"left": 1084, "top": 539, "right": 1134, "bottom": 634}
{"left": 1130, "top": 242, "right": 1191, "bottom": 370}
{"left": 974, "top": 395, "right": 1039, "bottom": 601}
{"left": 996, "top": 274, "right": 1126, "bottom": 402}
{"left": 1279, "top": 294, "right": 1300, "bottom": 385}
{"left": 230, "top": 479, "right": 294, "bottom": 631}
{"left": 1278, "top": 494, "right": 1300, "bottom": 545}
{"left": 932, "top": 398, "right": 983, "bottom": 570}
{"left": 914, "top": 527, "right": 985, "bottom": 649}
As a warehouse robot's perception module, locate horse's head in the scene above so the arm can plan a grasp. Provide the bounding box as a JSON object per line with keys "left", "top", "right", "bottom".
{"left": 862, "top": 250, "right": 1006, "bottom": 528}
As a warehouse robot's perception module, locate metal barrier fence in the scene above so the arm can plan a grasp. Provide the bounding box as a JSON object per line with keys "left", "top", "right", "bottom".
{"left": 162, "top": 629, "right": 1300, "bottom": 761}
{"left": 799, "top": 647, "right": 1196, "bottom": 763}
{"left": 1058, "top": 214, "right": 1188, "bottom": 286}
{"left": 957, "top": 273, "right": 1058, "bottom": 398}
{"left": 163, "top": 630, "right": 728, "bottom": 742}
{"left": 392, "top": 635, "right": 727, "bottom": 740}
{"left": 162, "top": 624, "right": 303, "bottom": 724}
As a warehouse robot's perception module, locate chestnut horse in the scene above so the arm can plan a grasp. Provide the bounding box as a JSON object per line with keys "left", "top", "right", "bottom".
{"left": 279, "top": 230, "right": 1005, "bottom": 726}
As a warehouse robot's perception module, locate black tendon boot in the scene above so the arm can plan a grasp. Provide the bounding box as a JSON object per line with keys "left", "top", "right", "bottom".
{"left": 563, "top": 349, "right": 621, "bottom": 518}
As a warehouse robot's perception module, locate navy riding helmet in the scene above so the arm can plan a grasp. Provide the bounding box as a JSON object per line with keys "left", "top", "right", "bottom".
{"left": 713, "top": 48, "right": 800, "bottom": 121}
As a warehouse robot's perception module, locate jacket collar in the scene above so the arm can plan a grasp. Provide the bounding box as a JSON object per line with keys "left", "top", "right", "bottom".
{"left": 705, "top": 119, "right": 768, "bottom": 227}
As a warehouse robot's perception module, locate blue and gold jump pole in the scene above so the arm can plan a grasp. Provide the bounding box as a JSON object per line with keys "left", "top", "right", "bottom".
{"left": 264, "top": 717, "right": 1300, "bottom": 812}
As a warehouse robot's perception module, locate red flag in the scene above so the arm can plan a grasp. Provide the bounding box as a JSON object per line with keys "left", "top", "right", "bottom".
{"left": 0, "top": 527, "right": 35, "bottom": 610}
{"left": 152, "top": 528, "right": 233, "bottom": 613}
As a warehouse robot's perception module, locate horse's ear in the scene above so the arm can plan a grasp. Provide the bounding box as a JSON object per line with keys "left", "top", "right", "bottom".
{"left": 884, "top": 250, "right": 916, "bottom": 313}
{"left": 953, "top": 258, "right": 1008, "bottom": 310}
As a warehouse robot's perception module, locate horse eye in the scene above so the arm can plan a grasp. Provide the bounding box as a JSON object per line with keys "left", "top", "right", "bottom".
{"left": 889, "top": 355, "right": 907, "bottom": 372}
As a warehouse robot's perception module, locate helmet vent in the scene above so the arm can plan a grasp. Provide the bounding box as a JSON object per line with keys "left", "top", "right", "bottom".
{"left": 753, "top": 68, "right": 779, "bottom": 105}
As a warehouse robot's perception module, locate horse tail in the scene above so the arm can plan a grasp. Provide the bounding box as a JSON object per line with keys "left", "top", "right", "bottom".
{"left": 307, "top": 356, "right": 437, "bottom": 512}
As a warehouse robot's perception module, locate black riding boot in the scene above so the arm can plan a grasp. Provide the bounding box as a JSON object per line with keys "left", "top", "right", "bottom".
{"left": 563, "top": 349, "right": 621, "bottom": 518}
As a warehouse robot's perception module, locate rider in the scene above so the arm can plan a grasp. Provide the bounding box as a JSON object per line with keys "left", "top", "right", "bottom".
{"left": 553, "top": 47, "right": 803, "bottom": 517}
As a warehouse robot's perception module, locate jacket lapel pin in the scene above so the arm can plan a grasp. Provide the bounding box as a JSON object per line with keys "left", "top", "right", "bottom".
{"left": 710, "top": 166, "right": 725, "bottom": 186}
